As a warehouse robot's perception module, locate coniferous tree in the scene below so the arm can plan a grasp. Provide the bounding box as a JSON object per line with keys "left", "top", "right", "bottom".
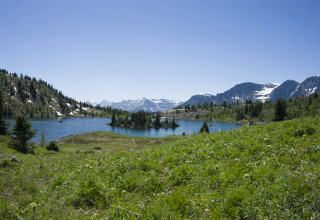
{"left": 200, "top": 121, "right": 210, "bottom": 133}
{"left": 12, "top": 115, "right": 37, "bottom": 153}
{"left": 110, "top": 112, "right": 116, "bottom": 126}
{"left": 222, "top": 100, "right": 227, "bottom": 108}
{"left": 39, "top": 132, "right": 47, "bottom": 148}
{"left": 0, "top": 89, "right": 8, "bottom": 135}
{"left": 235, "top": 108, "right": 245, "bottom": 121}
{"left": 154, "top": 113, "right": 161, "bottom": 128}
{"left": 244, "top": 103, "right": 248, "bottom": 114}
{"left": 273, "top": 98, "right": 287, "bottom": 121}
{"left": 171, "top": 117, "right": 179, "bottom": 128}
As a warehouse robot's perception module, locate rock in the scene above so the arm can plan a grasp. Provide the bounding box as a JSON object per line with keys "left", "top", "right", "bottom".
{"left": 94, "top": 147, "right": 102, "bottom": 150}
{"left": 10, "top": 156, "right": 19, "bottom": 162}
{"left": 99, "top": 135, "right": 104, "bottom": 137}
{"left": 58, "top": 142, "right": 66, "bottom": 145}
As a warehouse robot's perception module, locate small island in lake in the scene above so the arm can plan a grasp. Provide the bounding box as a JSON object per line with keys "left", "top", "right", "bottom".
{"left": 108, "top": 111, "right": 179, "bottom": 129}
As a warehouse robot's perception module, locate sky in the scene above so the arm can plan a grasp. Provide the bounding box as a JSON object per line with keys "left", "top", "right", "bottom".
{"left": 0, "top": 0, "right": 319, "bottom": 102}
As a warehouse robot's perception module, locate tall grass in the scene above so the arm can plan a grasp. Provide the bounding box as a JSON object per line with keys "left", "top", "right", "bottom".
{"left": 1, "top": 116, "right": 320, "bottom": 219}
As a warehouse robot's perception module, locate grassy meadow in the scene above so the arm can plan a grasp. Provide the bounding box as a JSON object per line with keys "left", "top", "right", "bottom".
{"left": 1, "top": 116, "right": 320, "bottom": 219}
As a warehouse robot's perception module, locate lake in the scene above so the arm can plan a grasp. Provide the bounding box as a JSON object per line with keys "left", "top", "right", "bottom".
{"left": 5, "top": 118, "right": 242, "bottom": 143}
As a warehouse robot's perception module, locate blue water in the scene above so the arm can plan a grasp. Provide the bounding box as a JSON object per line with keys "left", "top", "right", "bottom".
{"left": 5, "top": 118, "right": 242, "bottom": 143}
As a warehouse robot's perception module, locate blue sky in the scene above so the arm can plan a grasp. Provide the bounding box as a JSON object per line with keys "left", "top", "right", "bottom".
{"left": 0, "top": 0, "right": 319, "bottom": 102}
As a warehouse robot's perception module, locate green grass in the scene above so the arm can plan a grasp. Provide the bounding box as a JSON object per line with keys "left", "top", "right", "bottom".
{"left": 59, "top": 131, "right": 186, "bottom": 153}
{"left": 1, "top": 116, "right": 320, "bottom": 219}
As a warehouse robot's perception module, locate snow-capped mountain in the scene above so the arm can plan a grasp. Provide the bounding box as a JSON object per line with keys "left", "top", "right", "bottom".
{"left": 181, "top": 75, "right": 320, "bottom": 107}
{"left": 88, "top": 98, "right": 182, "bottom": 112}
{"left": 290, "top": 76, "right": 320, "bottom": 98}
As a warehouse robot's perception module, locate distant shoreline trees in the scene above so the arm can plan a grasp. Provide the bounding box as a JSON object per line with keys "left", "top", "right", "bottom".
{"left": 108, "top": 111, "right": 179, "bottom": 129}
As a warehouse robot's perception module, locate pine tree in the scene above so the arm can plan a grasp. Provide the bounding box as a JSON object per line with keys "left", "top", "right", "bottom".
{"left": 12, "top": 115, "right": 37, "bottom": 153}
{"left": 110, "top": 112, "right": 116, "bottom": 126}
{"left": 39, "top": 132, "right": 47, "bottom": 148}
{"left": 200, "top": 121, "right": 210, "bottom": 133}
{"left": 273, "top": 98, "right": 287, "bottom": 121}
{"left": 222, "top": 100, "right": 227, "bottom": 108}
{"left": 171, "top": 117, "right": 179, "bottom": 128}
{"left": 0, "top": 89, "right": 8, "bottom": 135}
{"left": 154, "top": 113, "right": 161, "bottom": 128}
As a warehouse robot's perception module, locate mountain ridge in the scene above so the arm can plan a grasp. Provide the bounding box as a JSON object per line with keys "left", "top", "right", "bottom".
{"left": 87, "top": 98, "right": 182, "bottom": 113}
{"left": 181, "top": 75, "right": 320, "bottom": 107}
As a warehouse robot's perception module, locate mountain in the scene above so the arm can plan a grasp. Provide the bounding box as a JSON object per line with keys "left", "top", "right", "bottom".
{"left": 290, "top": 76, "right": 320, "bottom": 98}
{"left": 93, "top": 98, "right": 182, "bottom": 113}
{"left": 268, "top": 80, "right": 299, "bottom": 102}
{"left": 181, "top": 82, "right": 280, "bottom": 107}
{"left": 0, "top": 69, "right": 124, "bottom": 118}
{"left": 182, "top": 75, "right": 320, "bottom": 107}
{"left": 180, "top": 94, "right": 214, "bottom": 107}
{"left": 216, "top": 82, "right": 280, "bottom": 103}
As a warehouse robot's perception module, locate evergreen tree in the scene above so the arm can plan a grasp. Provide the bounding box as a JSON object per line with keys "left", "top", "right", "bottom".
{"left": 235, "top": 108, "right": 245, "bottom": 121}
{"left": 171, "top": 117, "right": 179, "bottom": 128}
{"left": 39, "top": 132, "right": 47, "bottom": 148}
{"left": 110, "top": 112, "right": 116, "bottom": 126}
{"left": 0, "top": 89, "right": 8, "bottom": 135}
{"left": 273, "top": 98, "right": 287, "bottom": 121}
{"left": 12, "top": 115, "right": 37, "bottom": 153}
{"left": 154, "top": 113, "right": 161, "bottom": 128}
{"left": 244, "top": 103, "right": 248, "bottom": 114}
{"left": 200, "top": 121, "right": 210, "bottom": 133}
{"left": 222, "top": 100, "right": 227, "bottom": 108}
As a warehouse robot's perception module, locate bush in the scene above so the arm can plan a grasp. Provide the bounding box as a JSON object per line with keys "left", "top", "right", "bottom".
{"left": 0, "top": 158, "right": 12, "bottom": 168}
{"left": 46, "top": 141, "right": 59, "bottom": 152}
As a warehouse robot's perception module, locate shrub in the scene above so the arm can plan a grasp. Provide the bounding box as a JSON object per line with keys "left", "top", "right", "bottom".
{"left": 0, "top": 158, "right": 12, "bottom": 168}
{"left": 46, "top": 141, "right": 59, "bottom": 152}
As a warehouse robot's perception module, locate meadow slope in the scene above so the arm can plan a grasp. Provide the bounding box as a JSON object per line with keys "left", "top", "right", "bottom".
{"left": 1, "top": 116, "right": 320, "bottom": 219}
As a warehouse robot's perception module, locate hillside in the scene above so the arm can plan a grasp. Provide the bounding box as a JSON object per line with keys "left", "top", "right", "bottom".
{"left": 1, "top": 116, "right": 320, "bottom": 218}
{"left": 0, "top": 69, "right": 125, "bottom": 118}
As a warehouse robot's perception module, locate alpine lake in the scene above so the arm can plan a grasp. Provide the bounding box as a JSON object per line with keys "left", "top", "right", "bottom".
{"left": 5, "top": 118, "right": 242, "bottom": 143}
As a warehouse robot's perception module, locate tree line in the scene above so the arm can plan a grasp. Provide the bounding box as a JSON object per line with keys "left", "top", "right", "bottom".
{"left": 109, "top": 111, "right": 179, "bottom": 129}
{"left": 176, "top": 93, "right": 320, "bottom": 122}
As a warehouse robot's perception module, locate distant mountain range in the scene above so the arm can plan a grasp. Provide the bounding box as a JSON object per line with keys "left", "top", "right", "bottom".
{"left": 86, "top": 98, "right": 182, "bottom": 113}
{"left": 181, "top": 75, "right": 320, "bottom": 107}
{"left": 87, "top": 75, "right": 320, "bottom": 112}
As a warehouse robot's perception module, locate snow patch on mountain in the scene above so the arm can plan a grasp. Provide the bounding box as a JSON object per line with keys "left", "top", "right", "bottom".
{"left": 306, "top": 87, "right": 317, "bottom": 95}
{"left": 255, "top": 83, "right": 280, "bottom": 101}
